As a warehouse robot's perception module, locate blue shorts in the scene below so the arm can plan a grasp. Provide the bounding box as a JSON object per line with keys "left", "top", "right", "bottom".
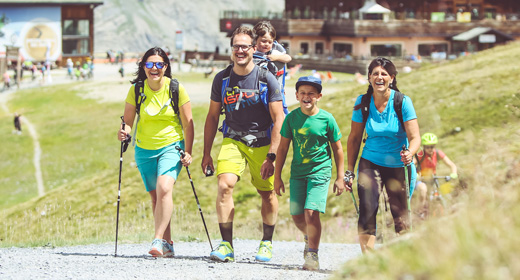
{"left": 134, "top": 141, "right": 184, "bottom": 192}
{"left": 289, "top": 176, "right": 331, "bottom": 215}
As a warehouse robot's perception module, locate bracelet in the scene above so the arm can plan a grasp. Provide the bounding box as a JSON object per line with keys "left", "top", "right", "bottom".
{"left": 344, "top": 170, "right": 355, "bottom": 182}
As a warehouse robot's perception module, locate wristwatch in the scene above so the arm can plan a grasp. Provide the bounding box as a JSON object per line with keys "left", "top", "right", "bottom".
{"left": 266, "top": 153, "right": 276, "bottom": 162}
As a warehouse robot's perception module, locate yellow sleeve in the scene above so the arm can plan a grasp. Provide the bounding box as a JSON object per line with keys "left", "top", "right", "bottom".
{"left": 177, "top": 82, "right": 190, "bottom": 107}
{"left": 125, "top": 84, "right": 136, "bottom": 106}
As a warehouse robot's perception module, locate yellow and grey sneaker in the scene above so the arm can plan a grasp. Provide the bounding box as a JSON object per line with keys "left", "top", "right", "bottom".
{"left": 303, "top": 251, "right": 319, "bottom": 271}
{"left": 148, "top": 238, "right": 164, "bottom": 257}
{"left": 210, "top": 241, "right": 234, "bottom": 262}
{"left": 162, "top": 240, "right": 175, "bottom": 258}
{"left": 255, "top": 240, "right": 273, "bottom": 262}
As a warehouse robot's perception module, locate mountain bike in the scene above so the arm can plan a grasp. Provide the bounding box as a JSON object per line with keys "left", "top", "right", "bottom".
{"left": 427, "top": 175, "right": 452, "bottom": 218}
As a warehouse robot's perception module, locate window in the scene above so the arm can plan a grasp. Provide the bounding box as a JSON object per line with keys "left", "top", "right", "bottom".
{"left": 63, "top": 19, "right": 89, "bottom": 36}
{"left": 300, "top": 42, "right": 309, "bottom": 54}
{"left": 418, "top": 43, "right": 448, "bottom": 57}
{"left": 280, "top": 41, "right": 290, "bottom": 54}
{"left": 315, "top": 42, "right": 324, "bottom": 55}
{"left": 332, "top": 43, "right": 352, "bottom": 58}
{"left": 370, "top": 44, "right": 402, "bottom": 57}
{"left": 62, "top": 19, "right": 90, "bottom": 55}
{"left": 62, "top": 39, "right": 89, "bottom": 55}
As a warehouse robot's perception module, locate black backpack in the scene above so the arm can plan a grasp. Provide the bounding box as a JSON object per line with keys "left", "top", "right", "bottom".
{"left": 134, "top": 78, "right": 180, "bottom": 116}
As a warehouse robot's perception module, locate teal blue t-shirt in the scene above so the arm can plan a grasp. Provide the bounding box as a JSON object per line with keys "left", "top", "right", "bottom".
{"left": 351, "top": 90, "right": 417, "bottom": 168}
{"left": 281, "top": 108, "right": 342, "bottom": 179}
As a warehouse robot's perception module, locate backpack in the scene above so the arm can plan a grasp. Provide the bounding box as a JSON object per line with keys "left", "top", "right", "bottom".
{"left": 131, "top": 78, "right": 180, "bottom": 145}
{"left": 414, "top": 149, "right": 438, "bottom": 173}
{"left": 360, "top": 90, "right": 405, "bottom": 142}
{"left": 218, "top": 64, "right": 288, "bottom": 145}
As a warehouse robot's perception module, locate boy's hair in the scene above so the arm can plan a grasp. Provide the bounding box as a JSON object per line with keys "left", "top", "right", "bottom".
{"left": 253, "top": 21, "right": 276, "bottom": 40}
{"left": 230, "top": 26, "right": 256, "bottom": 47}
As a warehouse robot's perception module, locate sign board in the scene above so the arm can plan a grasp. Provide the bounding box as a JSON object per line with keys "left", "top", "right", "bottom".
{"left": 175, "top": 30, "right": 183, "bottom": 51}
{"left": 6, "top": 46, "right": 19, "bottom": 59}
{"left": 0, "top": 6, "right": 61, "bottom": 61}
{"left": 479, "top": 34, "right": 496, "bottom": 43}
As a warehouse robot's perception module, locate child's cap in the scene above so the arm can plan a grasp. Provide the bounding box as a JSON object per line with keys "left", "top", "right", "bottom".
{"left": 295, "top": 76, "right": 322, "bottom": 92}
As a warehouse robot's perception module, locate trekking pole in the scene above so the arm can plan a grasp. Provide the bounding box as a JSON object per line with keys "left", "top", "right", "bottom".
{"left": 402, "top": 145, "right": 412, "bottom": 231}
{"left": 344, "top": 171, "right": 359, "bottom": 216}
{"left": 175, "top": 146, "right": 213, "bottom": 252}
{"left": 115, "top": 116, "right": 130, "bottom": 257}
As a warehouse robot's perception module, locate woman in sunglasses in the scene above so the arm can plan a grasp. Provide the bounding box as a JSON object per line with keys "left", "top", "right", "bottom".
{"left": 117, "top": 47, "right": 194, "bottom": 257}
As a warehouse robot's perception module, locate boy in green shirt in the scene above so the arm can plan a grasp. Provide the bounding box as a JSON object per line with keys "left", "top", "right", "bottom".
{"left": 274, "top": 76, "right": 347, "bottom": 271}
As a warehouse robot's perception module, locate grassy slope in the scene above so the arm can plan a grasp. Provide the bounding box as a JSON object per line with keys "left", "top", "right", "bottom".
{"left": 1, "top": 42, "right": 520, "bottom": 277}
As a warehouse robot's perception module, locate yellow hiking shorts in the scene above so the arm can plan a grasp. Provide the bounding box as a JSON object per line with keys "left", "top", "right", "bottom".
{"left": 217, "top": 138, "right": 274, "bottom": 191}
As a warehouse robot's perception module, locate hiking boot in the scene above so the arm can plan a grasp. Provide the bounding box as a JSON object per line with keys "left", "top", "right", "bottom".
{"left": 148, "top": 238, "right": 164, "bottom": 257}
{"left": 210, "top": 241, "right": 234, "bottom": 262}
{"left": 255, "top": 240, "right": 273, "bottom": 262}
{"left": 303, "top": 251, "right": 319, "bottom": 271}
{"left": 303, "top": 236, "right": 309, "bottom": 259}
{"left": 162, "top": 240, "right": 175, "bottom": 258}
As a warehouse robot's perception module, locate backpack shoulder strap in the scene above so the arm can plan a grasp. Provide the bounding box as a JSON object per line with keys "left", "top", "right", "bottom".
{"left": 361, "top": 93, "right": 371, "bottom": 124}
{"left": 257, "top": 66, "right": 270, "bottom": 112}
{"left": 134, "top": 80, "right": 145, "bottom": 115}
{"left": 393, "top": 91, "right": 405, "bottom": 130}
{"left": 169, "top": 78, "right": 180, "bottom": 115}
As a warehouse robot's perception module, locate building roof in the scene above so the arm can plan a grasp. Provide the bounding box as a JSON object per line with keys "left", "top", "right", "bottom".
{"left": 0, "top": 0, "right": 103, "bottom": 4}
{"left": 359, "top": 0, "right": 391, "bottom": 14}
{"left": 452, "top": 27, "right": 514, "bottom": 41}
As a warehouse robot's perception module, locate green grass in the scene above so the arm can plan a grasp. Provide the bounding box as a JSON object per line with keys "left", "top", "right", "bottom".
{"left": 1, "top": 42, "right": 520, "bottom": 278}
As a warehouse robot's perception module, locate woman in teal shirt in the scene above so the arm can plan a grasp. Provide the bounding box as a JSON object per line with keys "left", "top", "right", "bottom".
{"left": 346, "top": 57, "right": 421, "bottom": 253}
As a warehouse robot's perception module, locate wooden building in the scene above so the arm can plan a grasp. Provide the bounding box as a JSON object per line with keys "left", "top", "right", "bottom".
{"left": 220, "top": 0, "right": 520, "bottom": 72}
{"left": 0, "top": 0, "right": 103, "bottom": 67}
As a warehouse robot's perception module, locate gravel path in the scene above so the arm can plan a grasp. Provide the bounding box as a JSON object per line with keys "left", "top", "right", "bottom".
{"left": 0, "top": 240, "right": 361, "bottom": 279}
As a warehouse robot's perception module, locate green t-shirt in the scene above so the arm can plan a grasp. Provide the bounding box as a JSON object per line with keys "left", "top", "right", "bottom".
{"left": 280, "top": 108, "right": 342, "bottom": 179}
{"left": 125, "top": 78, "right": 190, "bottom": 150}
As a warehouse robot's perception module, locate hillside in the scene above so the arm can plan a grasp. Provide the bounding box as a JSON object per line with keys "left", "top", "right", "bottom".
{"left": 94, "top": 0, "right": 283, "bottom": 53}
{"left": 1, "top": 40, "right": 520, "bottom": 278}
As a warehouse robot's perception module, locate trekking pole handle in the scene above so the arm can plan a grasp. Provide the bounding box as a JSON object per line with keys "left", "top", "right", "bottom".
{"left": 120, "top": 116, "right": 126, "bottom": 132}
{"left": 175, "top": 146, "right": 185, "bottom": 158}
{"left": 343, "top": 170, "right": 355, "bottom": 187}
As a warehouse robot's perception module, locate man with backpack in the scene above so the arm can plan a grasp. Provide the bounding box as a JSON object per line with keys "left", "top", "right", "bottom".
{"left": 202, "top": 26, "right": 285, "bottom": 263}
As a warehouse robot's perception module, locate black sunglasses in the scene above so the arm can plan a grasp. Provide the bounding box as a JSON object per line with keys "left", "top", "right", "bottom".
{"left": 145, "top": 62, "right": 166, "bottom": 69}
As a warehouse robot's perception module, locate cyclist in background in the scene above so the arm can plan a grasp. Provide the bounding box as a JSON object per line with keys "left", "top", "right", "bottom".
{"left": 414, "top": 133, "right": 458, "bottom": 218}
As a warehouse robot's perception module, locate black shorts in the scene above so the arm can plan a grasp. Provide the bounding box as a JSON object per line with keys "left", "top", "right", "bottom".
{"left": 357, "top": 158, "right": 412, "bottom": 235}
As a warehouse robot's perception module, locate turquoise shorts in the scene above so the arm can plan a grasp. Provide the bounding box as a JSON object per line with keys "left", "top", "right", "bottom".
{"left": 135, "top": 141, "right": 184, "bottom": 192}
{"left": 289, "top": 176, "right": 331, "bottom": 215}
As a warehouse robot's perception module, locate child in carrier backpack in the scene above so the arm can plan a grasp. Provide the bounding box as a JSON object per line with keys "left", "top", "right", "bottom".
{"left": 253, "top": 21, "right": 292, "bottom": 92}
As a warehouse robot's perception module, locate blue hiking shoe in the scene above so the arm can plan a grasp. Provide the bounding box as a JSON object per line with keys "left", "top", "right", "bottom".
{"left": 162, "top": 240, "right": 175, "bottom": 258}
{"left": 255, "top": 240, "right": 273, "bottom": 262}
{"left": 148, "top": 238, "right": 164, "bottom": 257}
{"left": 210, "top": 241, "right": 234, "bottom": 262}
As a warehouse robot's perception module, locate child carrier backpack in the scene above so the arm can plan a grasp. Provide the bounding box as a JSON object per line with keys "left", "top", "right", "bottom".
{"left": 131, "top": 78, "right": 180, "bottom": 145}
{"left": 218, "top": 64, "right": 288, "bottom": 145}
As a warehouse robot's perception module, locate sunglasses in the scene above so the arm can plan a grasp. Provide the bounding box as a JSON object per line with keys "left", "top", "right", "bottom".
{"left": 424, "top": 145, "right": 435, "bottom": 149}
{"left": 232, "top": 44, "right": 254, "bottom": 52}
{"left": 144, "top": 62, "right": 166, "bottom": 69}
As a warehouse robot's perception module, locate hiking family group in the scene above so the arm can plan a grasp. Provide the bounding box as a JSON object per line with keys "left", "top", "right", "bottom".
{"left": 117, "top": 21, "right": 458, "bottom": 271}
